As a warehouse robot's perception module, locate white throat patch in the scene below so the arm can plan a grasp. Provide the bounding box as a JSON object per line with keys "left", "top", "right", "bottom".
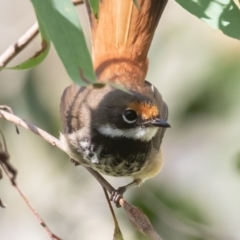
{"left": 97, "top": 124, "right": 158, "bottom": 142}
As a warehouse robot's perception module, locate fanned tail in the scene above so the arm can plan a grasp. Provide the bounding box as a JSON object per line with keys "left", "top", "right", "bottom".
{"left": 87, "top": 0, "right": 167, "bottom": 88}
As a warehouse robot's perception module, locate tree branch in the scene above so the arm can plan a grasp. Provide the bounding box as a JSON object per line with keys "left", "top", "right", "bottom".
{"left": 0, "top": 108, "right": 121, "bottom": 202}
{"left": 0, "top": 108, "right": 164, "bottom": 239}
{"left": 0, "top": 162, "right": 62, "bottom": 240}
{"left": 0, "top": 23, "right": 39, "bottom": 68}
{"left": 0, "top": 0, "right": 84, "bottom": 69}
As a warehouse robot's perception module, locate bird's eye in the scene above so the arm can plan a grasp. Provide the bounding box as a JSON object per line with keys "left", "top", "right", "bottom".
{"left": 122, "top": 109, "right": 138, "bottom": 124}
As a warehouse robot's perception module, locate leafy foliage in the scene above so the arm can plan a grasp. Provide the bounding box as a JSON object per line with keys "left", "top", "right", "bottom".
{"left": 30, "top": 0, "right": 97, "bottom": 86}
{"left": 88, "top": 0, "right": 99, "bottom": 17}
{"left": 176, "top": 0, "right": 240, "bottom": 40}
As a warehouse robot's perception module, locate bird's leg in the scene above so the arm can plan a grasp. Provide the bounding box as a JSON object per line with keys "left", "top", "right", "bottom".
{"left": 110, "top": 178, "right": 141, "bottom": 208}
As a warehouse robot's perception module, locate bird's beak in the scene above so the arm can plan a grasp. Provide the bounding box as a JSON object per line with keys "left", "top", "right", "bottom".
{"left": 149, "top": 118, "right": 171, "bottom": 128}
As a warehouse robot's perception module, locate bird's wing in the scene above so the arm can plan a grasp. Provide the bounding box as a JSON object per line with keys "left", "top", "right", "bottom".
{"left": 60, "top": 84, "right": 84, "bottom": 134}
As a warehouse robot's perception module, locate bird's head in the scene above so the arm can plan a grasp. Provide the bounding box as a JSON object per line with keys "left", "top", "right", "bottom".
{"left": 94, "top": 86, "right": 170, "bottom": 142}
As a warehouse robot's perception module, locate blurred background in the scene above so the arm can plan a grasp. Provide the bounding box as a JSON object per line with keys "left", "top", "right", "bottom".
{"left": 1, "top": 0, "right": 240, "bottom": 240}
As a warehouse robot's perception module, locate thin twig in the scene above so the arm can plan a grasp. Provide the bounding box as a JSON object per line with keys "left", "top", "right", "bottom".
{"left": 0, "top": 163, "right": 62, "bottom": 240}
{"left": 0, "top": 106, "right": 19, "bottom": 134}
{"left": 102, "top": 187, "right": 123, "bottom": 234}
{"left": 0, "top": 109, "right": 124, "bottom": 206}
{"left": 0, "top": 109, "right": 61, "bottom": 148}
{"left": 0, "top": 130, "right": 17, "bottom": 181}
{"left": 0, "top": 23, "right": 39, "bottom": 68}
{"left": 0, "top": 0, "right": 84, "bottom": 69}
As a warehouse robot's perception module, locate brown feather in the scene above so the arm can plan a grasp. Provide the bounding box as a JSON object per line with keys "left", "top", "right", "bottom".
{"left": 87, "top": 0, "right": 168, "bottom": 88}
{"left": 127, "top": 101, "right": 159, "bottom": 120}
{"left": 60, "top": 84, "right": 84, "bottom": 133}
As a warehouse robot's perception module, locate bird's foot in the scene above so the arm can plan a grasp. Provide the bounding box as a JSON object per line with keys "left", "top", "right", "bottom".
{"left": 110, "top": 186, "right": 126, "bottom": 208}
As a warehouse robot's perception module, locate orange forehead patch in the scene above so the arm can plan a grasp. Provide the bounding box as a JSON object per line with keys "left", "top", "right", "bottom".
{"left": 128, "top": 102, "right": 158, "bottom": 120}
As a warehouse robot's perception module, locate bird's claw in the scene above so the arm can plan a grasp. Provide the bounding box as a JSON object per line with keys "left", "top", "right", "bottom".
{"left": 110, "top": 187, "right": 126, "bottom": 208}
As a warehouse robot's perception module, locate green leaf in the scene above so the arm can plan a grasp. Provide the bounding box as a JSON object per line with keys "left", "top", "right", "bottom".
{"left": 122, "top": 200, "right": 162, "bottom": 240}
{"left": 30, "top": 0, "right": 97, "bottom": 85}
{"left": 175, "top": 0, "right": 240, "bottom": 40}
{"left": 88, "top": 0, "right": 99, "bottom": 17}
{"left": 106, "top": 82, "right": 132, "bottom": 94}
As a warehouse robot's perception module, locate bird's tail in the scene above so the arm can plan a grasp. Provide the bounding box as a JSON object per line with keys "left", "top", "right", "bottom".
{"left": 86, "top": 0, "right": 167, "bottom": 88}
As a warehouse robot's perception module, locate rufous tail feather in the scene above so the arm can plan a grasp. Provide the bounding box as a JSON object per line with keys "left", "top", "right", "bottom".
{"left": 86, "top": 0, "right": 167, "bottom": 89}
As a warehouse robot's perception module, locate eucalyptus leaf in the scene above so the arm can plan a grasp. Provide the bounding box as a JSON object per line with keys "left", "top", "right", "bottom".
{"left": 30, "top": 0, "right": 97, "bottom": 85}
{"left": 176, "top": 0, "right": 240, "bottom": 40}
{"left": 88, "top": 0, "right": 99, "bottom": 17}
{"left": 106, "top": 82, "right": 132, "bottom": 94}
{"left": 122, "top": 200, "right": 162, "bottom": 240}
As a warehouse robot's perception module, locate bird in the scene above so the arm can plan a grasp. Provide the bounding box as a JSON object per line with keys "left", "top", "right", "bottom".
{"left": 60, "top": 0, "right": 169, "bottom": 204}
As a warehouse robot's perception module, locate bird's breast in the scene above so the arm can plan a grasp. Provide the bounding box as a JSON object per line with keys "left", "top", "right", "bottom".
{"left": 61, "top": 131, "right": 155, "bottom": 177}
